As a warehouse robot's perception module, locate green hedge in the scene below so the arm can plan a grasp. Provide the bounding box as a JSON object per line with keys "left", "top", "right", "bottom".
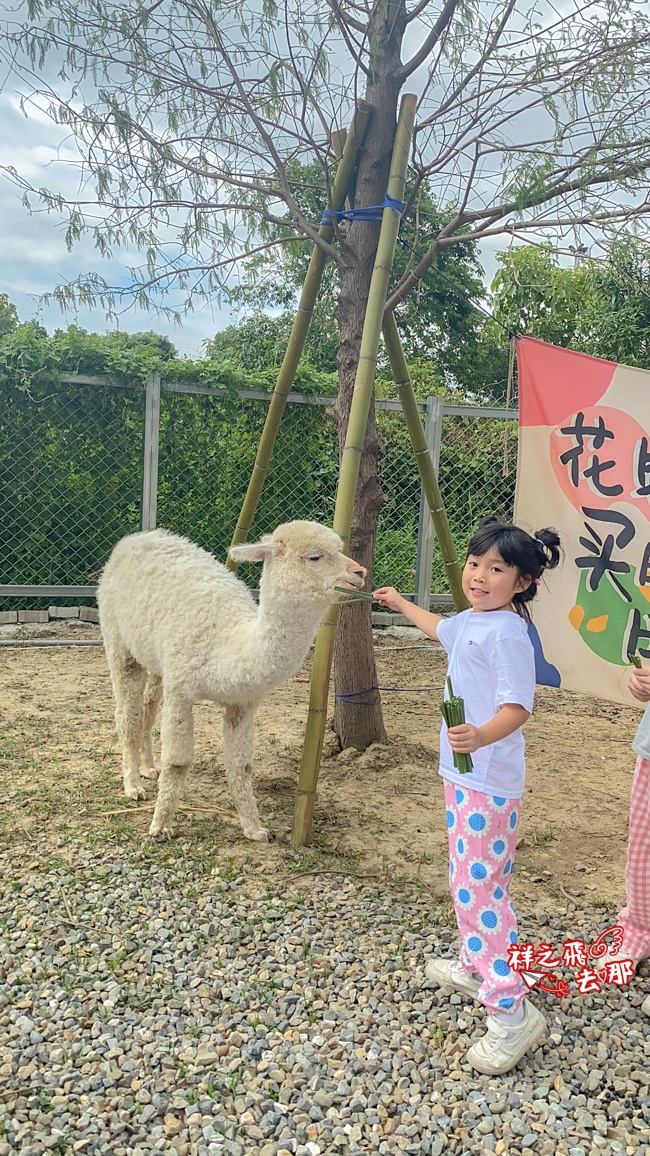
{"left": 0, "top": 324, "right": 516, "bottom": 604}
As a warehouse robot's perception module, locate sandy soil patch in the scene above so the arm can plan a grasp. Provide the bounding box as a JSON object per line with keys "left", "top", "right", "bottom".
{"left": 0, "top": 621, "right": 638, "bottom": 913}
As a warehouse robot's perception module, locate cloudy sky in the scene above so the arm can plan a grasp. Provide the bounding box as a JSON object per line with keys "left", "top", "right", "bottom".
{"left": 0, "top": 84, "right": 511, "bottom": 358}
{"left": 0, "top": 89, "right": 233, "bottom": 356}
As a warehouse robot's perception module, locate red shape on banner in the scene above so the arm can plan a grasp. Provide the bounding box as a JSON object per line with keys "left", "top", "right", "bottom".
{"left": 517, "top": 337, "right": 617, "bottom": 427}
{"left": 550, "top": 405, "right": 649, "bottom": 515}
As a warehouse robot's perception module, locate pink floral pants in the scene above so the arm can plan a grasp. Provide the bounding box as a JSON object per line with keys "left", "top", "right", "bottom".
{"left": 443, "top": 779, "right": 528, "bottom": 1013}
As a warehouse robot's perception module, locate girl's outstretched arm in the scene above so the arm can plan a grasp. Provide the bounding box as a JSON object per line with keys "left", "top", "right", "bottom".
{"left": 372, "top": 586, "right": 443, "bottom": 641}
{"left": 447, "top": 703, "right": 530, "bottom": 754}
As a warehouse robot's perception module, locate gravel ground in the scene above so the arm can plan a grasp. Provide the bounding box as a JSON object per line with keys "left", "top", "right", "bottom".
{"left": 1, "top": 845, "right": 650, "bottom": 1156}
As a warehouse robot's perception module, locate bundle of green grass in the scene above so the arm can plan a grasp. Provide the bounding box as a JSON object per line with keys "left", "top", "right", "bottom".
{"left": 440, "top": 677, "right": 473, "bottom": 774}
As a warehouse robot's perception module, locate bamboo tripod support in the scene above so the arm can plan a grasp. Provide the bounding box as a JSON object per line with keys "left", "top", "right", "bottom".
{"left": 382, "top": 313, "right": 468, "bottom": 612}
{"left": 289, "top": 299, "right": 468, "bottom": 847}
{"left": 291, "top": 93, "right": 418, "bottom": 848}
{"left": 220, "top": 94, "right": 466, "bottom": 848}
{"left": 226, "top": 101, "right": 373, "bottom": 569}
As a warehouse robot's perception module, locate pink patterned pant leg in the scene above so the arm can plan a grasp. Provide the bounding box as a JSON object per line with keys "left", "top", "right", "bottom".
{"left": 617, "top": 756, "right": 650, "bottom": 961}
{"left": 443, "top": 779, "right": 528, "bottom": 1014}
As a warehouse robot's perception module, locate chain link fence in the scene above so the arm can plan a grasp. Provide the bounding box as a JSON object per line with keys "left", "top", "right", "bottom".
{"left": 156, "top": 386, "right": 340, "bottom": 563}
{"left": 435, "top": 410, "right": 517, "bottom": 594}
{"left": 0, "top": 377, "right": 144, "bottom": 605}
{"left": 0, "top": 373, "right": 517, "bottom": 608}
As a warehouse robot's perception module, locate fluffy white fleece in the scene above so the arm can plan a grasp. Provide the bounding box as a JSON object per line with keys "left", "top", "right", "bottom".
{"left": 97, "top": 521, "right": 365, "bottom": 840}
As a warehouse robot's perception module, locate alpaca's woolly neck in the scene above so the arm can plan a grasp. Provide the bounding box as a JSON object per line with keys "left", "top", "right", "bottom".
{"left": 253, "top": 594, "right": 326, "bottom": 682}
{"left": 201, "top": 588, "right": 327, "bottom": 702}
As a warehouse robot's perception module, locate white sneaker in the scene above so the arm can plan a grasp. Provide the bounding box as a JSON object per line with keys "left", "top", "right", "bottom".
{"left": 642, "top": 995, "right": 650, "bottom": 1017}
{"left": 593, "top": 950, "right": 639, "bottom": 974}
{"left": 466, "top": 1000, "right": 546, "bottom": 1075}
{"left": 425, "top": 958, "right": 481, "bottom": 999}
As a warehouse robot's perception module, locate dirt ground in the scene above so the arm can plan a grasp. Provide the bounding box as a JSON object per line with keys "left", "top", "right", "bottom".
{"left": 0, "top": 620, "right": 640, "bottom": 911}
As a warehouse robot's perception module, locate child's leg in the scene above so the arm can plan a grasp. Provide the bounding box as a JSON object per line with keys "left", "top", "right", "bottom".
{"left": 616, "top": 756, "right": 650, "bottom": 961}
{"left": 444, "top": 780, "right": 527, "bottom": 1014}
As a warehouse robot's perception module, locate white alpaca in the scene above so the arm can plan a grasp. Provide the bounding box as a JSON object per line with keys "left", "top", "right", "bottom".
{"left": 97, "top": 521, "right": 365, "bottom": 840}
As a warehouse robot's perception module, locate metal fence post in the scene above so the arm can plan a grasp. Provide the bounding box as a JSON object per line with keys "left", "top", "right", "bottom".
{"left": 141, "top": 371, "right": 161, "bottom": 532}
{"left": 414, "top": 394, "right": 443, "bottom": 608}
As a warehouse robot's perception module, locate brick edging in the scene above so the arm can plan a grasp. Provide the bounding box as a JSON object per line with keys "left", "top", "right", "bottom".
{"left": 0, "top": 607, "right": 100, "bottom": 625}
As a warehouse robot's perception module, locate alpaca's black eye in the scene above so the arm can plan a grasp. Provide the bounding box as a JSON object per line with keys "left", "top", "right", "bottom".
{"left": 306, "top": 553, "right": 323, "bottom": 562}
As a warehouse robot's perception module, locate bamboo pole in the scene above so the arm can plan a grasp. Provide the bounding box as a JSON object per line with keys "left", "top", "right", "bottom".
{"left": 226, "top": 100, "right": 373, "bottom": 569}
{"left": 292, "top": 93, "right": 418, "bottom": 848}
{"left": 382, "top": 312, "right": 468, "bottom": 611}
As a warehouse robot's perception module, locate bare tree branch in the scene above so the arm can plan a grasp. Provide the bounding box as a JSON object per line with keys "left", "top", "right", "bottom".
{"left": 397, "top": 0, "right": 460, "bottom": 80}
{"left": 414, "top": 0, "right": 517, "bottom": 128}
{"left": 323, "top": 0, "right": 368, "bottom": 37}
{"left": 406, "top": 0, "right": 434, "bottom": 24}
{"left": 3, "top": 0, "right": 650, "bottom": 317}
{"left": 386, "top": 152, "right": 650, "bottom": 314}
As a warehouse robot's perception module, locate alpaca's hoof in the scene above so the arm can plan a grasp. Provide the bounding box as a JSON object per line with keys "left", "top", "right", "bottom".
{"left": 149, "top": 821, "right": 174, "bottom": 840}
{"left": 125, "top": 782, "right": 146, "bottom": 801}
{"left": 141, "top": 766, "right": 159, "bottom": 781}
{"left": 243, "top": 826, "right": 271, "bottom": 843}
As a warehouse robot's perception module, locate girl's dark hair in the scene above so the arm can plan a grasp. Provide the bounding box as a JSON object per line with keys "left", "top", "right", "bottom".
{"left": 466, "top": 517, "right": 562, "bottom": 622}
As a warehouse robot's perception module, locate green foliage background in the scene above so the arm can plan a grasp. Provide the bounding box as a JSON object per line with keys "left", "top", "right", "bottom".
{"left": 491, "top": 239, "right": 650, "bottom": 368}
{"left": 0, "top": 315, "right": 516, "bottom": 606}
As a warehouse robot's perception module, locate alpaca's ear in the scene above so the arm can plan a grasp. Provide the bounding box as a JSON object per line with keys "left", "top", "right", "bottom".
{"left": 229, "top": 541, "right": 282, "bottom": 564}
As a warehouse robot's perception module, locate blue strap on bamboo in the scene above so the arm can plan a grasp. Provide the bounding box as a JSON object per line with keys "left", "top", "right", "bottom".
{"left": 320, "top": 194, "right": 404, "bottom": 226}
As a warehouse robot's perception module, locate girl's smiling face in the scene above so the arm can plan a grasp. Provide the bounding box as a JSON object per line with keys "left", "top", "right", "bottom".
{"left": 462, "top": 547, "right": 531, "bottom": 613}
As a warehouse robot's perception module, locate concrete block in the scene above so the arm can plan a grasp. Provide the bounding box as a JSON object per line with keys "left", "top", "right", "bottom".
{"left": 79, "top": 607, "right": 100, "bottom": 623}
{"left": 0, "top": 611, "right": 18, "bottom": 624}
{"left": 18, "top": 610, "right": 49, "bottom": 623}
{"left": 48, "top": 606, "right": 80, "bottom": 619}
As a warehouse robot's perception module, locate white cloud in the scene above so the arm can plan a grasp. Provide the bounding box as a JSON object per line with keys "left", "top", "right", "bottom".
{"left": 0, "top": 82, "right": 539, "bottom": 355}
{"left": 0, "top": 92, "right": 231, "bottom": 355}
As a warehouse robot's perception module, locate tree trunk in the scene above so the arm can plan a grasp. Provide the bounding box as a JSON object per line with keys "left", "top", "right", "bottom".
{"left": 332, "top": 0, "right": 406, "bottom": 749}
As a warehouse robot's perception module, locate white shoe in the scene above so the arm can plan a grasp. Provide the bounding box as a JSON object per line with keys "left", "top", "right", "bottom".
{"left": 593, "top": 950, "right": 639, "bottom": 974}
{"left": 642, "top": 995, "right": 650, "bottom": 1017}
{"left": 425, "top": 958, "right": 481, "bottom": 999}
{"left": 466, "top": 1000, "right": 546, "bottom": 1075}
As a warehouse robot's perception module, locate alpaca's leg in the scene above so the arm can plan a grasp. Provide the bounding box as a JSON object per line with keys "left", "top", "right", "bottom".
{"left": 106, "top": 647, "right": 148, "bottom": 800}
{"left": 149, "top": 697, "right": 194, "bottom": 838}
{"left": 223, "top": 705, "right": 269, "bottom": 842}
{"left": 141, "top": 675, "right": 163, "bottom": 779}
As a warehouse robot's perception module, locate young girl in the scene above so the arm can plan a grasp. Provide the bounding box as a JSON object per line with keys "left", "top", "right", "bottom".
{"left": 374, "top": 517, "right": 561, "bottom": 1075}
{"left": 593, "top": 665, "right": 650, "bottom": 1016}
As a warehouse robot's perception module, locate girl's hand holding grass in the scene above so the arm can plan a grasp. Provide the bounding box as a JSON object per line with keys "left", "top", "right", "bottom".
{"left": 440, "top": 677, "right": 473, "bottom": 773}
{"left": 372, "top": 586, "right": 406, "bottom": 612}
{"left": 629, "top": 663, "right": 650, "bottom": 703}
{"left": 447, "top": 723, "right": 481, "bottom": 754}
